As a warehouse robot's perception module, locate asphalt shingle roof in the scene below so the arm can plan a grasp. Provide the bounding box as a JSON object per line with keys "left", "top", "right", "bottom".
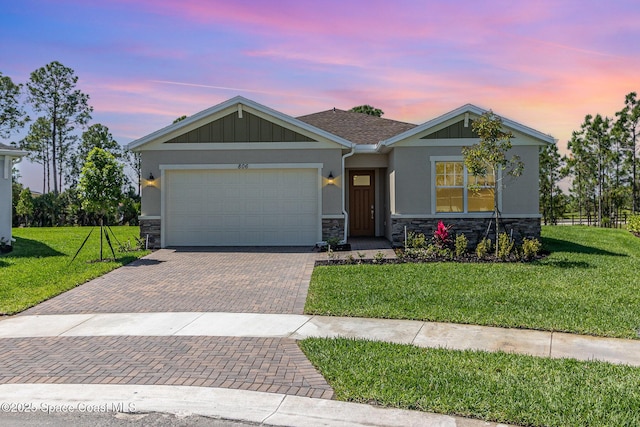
{"left": 297, "top": 109, "right": 417, "bottom": 145}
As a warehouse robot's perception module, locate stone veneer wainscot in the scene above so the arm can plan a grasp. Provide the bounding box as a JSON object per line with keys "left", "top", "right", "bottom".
{"left": 391, "top": 217, "right": 541, "bottom": 247}
{"left": 139, "top": 218, "right": 161, "bottom": 249}
{"left": 322, "top": 218, "right": 344, "bottom": 241}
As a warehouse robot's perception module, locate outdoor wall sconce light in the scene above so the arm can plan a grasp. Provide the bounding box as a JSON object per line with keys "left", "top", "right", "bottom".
{"left": 327, "top": 172, "right": 335, "bottom": 185}
{"left": 143, "top": 172, "right": 158, "bottom": 188}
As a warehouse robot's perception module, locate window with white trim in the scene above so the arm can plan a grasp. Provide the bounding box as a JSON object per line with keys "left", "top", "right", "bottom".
{"left": 433, "top": 160, "right": 495, "bottom": 213}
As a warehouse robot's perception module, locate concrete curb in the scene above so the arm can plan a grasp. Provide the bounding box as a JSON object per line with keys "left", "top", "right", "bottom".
{"left": 0, "top": 384, "right": 512, "bottom": 427}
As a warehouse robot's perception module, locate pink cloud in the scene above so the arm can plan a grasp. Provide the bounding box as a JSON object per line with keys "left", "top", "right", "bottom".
{"left": 59, "top": 0, "right": 639, "bottom": 151}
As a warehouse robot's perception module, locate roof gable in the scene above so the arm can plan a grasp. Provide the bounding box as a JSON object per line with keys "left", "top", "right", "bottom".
{"left": 421, "top": 119, "right": 478, "bottom": 139}
{"left": 297, "top": 109, "right": 416, "bottom": 145}
{"left": 128, "top": 96, "right": 352, "bottom": 150}
{"left": 165, "top": 110, "right": 315, "bottom": 143}
{"left": 383, "top": 104, "right": 555, "bottom": 146}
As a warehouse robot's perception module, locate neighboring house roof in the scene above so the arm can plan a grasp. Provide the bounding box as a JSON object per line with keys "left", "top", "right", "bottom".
{"left": 382, "top": 104, "right": 556, "bottom": 146}
{"left": 0, "top": 142, "right": 27, "bottom": 157}
{"left": 297, "top": 109, "right": 416, "bottom": 145}
{"left": 128, "top": 96, "right": 353, "bottom": 150}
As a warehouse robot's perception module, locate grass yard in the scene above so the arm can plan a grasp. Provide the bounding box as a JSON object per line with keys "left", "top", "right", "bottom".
{"left": 0, "top": 226, "right": 149, "bottom": 315}
{"left": 306, "top": 226, "right": 640, "bottom": 339}
{"left": 300, "top": 338, "right": 640, "bottom": 427}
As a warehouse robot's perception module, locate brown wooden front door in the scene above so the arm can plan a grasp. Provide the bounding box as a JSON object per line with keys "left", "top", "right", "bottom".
{"left": 349, "top": 170, "right": 375, "bottom": 236}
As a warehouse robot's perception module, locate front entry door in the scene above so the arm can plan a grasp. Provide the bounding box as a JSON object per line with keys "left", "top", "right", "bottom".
{"left": 349, "top": 170, "right": 375, "bottom": 236}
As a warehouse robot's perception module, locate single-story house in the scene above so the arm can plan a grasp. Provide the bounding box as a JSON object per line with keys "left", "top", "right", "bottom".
{"left": 128, "top": 96, "right": 554, "bottom": 248}
{"left": 0, "top": 142, "right": 27, "bottom": 249}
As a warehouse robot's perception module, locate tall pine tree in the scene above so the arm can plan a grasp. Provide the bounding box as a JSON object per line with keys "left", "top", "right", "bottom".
{"left": 26, "top": 61, "right": 92, "bottom": 194}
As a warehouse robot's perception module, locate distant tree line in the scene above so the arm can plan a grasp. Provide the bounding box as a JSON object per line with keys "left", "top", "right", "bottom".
{"left": 540, "top": 91, "right": 640, "bottom": 225}
{"left": 1, "top": 61, "right": 141, "bottom": 227}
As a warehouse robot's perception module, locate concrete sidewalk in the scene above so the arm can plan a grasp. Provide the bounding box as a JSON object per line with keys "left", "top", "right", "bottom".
{"left": 2, "top": 313, "right": 639, "bottom": 426}
{"left": 2, "top": 312, "right": 639, "bottom": 366}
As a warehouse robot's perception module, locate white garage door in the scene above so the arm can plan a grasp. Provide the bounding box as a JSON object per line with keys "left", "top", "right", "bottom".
{"left": 164, "top": 168, "right": 320, "bottom": 246}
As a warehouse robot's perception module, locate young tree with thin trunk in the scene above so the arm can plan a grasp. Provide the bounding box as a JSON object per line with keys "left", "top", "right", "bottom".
{"left": 462, "top": 111, "right": 523, "bottom": 257}
{"left": 16, "top": 188, "right": 34, "bottom": 226}
{"left": 27, "top": 61, "right": 92, "bottom": 195}
{"left": 70, "top": 123, "right": 122, "bottom": 185}
{"left": 78, "top": 147, "right": 125, "bottom": 260}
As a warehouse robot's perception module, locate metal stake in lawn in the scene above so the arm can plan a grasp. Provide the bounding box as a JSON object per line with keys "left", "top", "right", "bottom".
{"left": 69, "top": 217, "right": 119, "bottom": 264}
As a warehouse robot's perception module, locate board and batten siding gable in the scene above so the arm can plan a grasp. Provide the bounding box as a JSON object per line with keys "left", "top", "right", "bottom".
{"left": 422, "top": 120, "right": 477, "bottom": 139}
{"left": 165, "top": 111, "right": 316, "bottom": 144}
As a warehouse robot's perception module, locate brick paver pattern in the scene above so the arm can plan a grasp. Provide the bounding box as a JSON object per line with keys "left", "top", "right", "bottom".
{"left": 24, "top": 249, "right": 316, "bottom": 315}
{"left": 0, "top": 336, "right": 333, "bottom": 399}
{"left": 12, "top": 247, "right": 342, "bottom": 399}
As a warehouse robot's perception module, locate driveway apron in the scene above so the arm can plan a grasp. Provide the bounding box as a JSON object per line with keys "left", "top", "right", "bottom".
{"left": 4, "top": 248, "right": 333, "bottom": 399}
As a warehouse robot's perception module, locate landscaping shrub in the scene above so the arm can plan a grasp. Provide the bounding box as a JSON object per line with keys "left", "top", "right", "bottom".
{"left": 475, "top": 237, "right": 492, "bottom": 259}
{"left": 372, "top": 251, "right": 386, "bottom": 264}
{"left": 406, "top": 231, "right": 427, "bottom": 249}
{"left": 497, "top": 232, "right": 515, "bottom": 260}
{"left": 326, "top": 237, "right": 341, "bottom": 247}
{"left": 454, "top": 233, "right": 468, "bottom": 257}
{"left": 433, "top": 221, "right": 452, "bottom": 248}
{"left": 628, "top": 214, "right": 640, "bottom": 235}
{"left": 521, "top": 237, "right": 542, "bottom": 260}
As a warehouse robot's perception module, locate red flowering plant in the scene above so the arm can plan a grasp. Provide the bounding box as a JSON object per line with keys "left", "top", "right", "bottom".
{"left": 433, "top": 220, "right": 452, "bottom": 249}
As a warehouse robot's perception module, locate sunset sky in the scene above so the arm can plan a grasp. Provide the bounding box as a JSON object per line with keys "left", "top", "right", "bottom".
{"left": 2, "top": 0, "right": 639, "bottom": 190}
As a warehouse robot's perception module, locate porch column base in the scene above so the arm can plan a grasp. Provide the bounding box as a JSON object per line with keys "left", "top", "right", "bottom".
{"left": 322, "top": 218, "right": 345, "bottom": 241}
{"left": 139, "top": 218, "right": 161, "bottom": 249}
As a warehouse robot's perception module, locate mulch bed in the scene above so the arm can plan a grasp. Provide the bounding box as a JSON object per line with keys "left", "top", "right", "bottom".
{"left": 315, "top": 250, "right": 548, "bottom": 266}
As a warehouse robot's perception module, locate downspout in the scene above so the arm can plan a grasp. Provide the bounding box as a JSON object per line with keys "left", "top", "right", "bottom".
{"left": 341, "top": 145, "right": 356, "bottom": 243}
{"left": 3, "top": 157, "right": 10, "bottom": 180}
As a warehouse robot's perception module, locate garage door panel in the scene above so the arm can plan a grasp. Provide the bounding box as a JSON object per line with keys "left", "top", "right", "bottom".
{"left": 165, "top": 168, "right": 320, "bottom": 246}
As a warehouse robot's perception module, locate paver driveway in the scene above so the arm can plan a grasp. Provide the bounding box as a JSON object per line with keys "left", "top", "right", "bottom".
{"left": 7, "top": 247, "right": 333, "bottom": 399}
{"left": 24, "top": 247, "right": 317, "bottom": 315}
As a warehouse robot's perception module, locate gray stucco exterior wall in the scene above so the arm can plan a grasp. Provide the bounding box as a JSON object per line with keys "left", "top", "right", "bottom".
{"left": 140, "top": 148, "right": 344, "bottom": 218}
{"left": 388, "top": 143, "right": 541, "bottom": 216}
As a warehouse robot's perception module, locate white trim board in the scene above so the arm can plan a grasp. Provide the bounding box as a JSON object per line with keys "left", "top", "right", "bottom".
{"left": 159, "top": 163, "right": 324, "bottom": 171}
{"left": 142, "top": 141, "right": 339, "bottom": 151}
{"left": 390, "top": 213, "right": 542, "bottom": 219}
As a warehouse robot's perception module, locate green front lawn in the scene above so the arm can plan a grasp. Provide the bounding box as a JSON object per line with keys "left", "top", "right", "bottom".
{"left": 0, "top": 227, "right": 149, "bottom": 314}
{"left": 306, "top": 226, "right": 640, "bottom": 338}
{"left": 300, "top": 338, "right": 640, "bottom": 427}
